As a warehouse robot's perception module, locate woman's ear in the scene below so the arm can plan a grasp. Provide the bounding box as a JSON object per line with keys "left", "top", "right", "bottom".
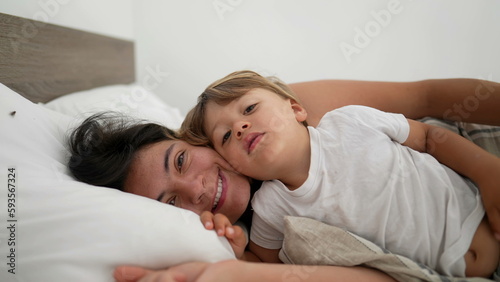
{"left": 290, "top": 99, "right": 308, "bottom": 122}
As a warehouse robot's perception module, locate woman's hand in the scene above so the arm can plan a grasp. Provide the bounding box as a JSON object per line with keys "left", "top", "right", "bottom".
{"left": 114, "top": 261, "right": 398, "bottom": 282}
{"left": 114, "top": 263, "right": 209, "bottom": 282}
{"left": 200, "top": 211, "right": 247, "bottom": 259}
{"left": 114, "top": 261, "right": 244, "bottom": 282}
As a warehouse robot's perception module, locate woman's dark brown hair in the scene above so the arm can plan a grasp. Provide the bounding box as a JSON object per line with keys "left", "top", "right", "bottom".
{"left": 68, "top": 112, "right": 178, "bottom": 190}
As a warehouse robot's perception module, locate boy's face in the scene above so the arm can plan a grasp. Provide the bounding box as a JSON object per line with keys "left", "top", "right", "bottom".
{"left": 203, "top": 88, "right": 307, "bottom": 180}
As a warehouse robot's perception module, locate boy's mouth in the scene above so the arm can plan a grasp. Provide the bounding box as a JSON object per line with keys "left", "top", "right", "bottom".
{"left": 245, "top": 132, "right": 264, "bottom": 154}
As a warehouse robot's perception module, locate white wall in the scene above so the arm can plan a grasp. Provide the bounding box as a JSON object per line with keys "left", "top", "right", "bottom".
{"left": 2, "top": 1, "right": 499, "bottom": 115}
{"left": 0, "top": 0, "right": 134, "bottom": 40}
{"left": 134, "top": 0, "right": 500, "bottom": 115}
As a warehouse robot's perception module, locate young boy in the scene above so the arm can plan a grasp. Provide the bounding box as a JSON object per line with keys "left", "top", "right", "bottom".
{"left": 181, "top": 70, "right": 500, "bottom": 278}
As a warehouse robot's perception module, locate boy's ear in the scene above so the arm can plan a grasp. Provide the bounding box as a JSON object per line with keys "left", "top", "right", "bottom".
{"left": 290, "top": 99, "right": 308, "bottom": 122}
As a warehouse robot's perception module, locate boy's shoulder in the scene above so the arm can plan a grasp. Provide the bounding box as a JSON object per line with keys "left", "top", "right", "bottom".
{"left": 329, "top": 105, "right": 378, "bottom": 115}
{"left": 318, "top": 105, "right": 376, "bottom": 126}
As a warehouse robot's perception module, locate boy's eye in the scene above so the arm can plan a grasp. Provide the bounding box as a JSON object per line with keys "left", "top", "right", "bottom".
{"left": 222, "top": 131, "right": 231, "bottom": 145}
{"left": 244, "top": 104, "right": 256, "bottom": 114}
{"left": 176, "top": 152, "right": 185, "bottom": 171}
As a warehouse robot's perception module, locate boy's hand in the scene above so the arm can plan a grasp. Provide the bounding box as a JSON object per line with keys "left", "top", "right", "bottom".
{"left": 488, "top": 206, "right": 500, "bottom": 241}
{"left": 481, "top": 174, "right": 500, "bottom": 241}
{"left": 477, "top": 158, "right": 500, "bottom": 241}
{"left": 200, "top": 211, "right": 247, "bottom": 259}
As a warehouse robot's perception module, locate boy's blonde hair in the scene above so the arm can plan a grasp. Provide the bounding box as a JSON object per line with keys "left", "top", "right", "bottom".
{"left": 180, "top": 70, "right": 305, "bottom": 146}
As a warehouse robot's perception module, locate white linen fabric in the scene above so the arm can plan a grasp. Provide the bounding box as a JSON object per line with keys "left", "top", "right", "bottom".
{"left": 251, "top": 105, "right": 484, "bottom": 277}
{"left": 42, "top": 83, "right": 185, "bottom": 129}
{"left": 0, "top": 83, "right": 234, "bottom": 282}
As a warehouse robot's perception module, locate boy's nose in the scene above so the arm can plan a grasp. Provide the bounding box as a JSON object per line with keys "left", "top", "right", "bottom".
{"left": 236, "top": 122, "right": 250, "bottom": 138}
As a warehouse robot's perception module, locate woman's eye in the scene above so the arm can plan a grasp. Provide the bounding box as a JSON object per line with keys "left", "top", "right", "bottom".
{"left": 244, "top": 104, "right": 256, "bottom": 114}
{"left": 167, "top": 197, "right": 176, "bottom": 206}
{"left": 176, "top": 152, "right": 185, "bottom": 171}
{"left": 222, "top": 131, "right": 231, "bottom": 145}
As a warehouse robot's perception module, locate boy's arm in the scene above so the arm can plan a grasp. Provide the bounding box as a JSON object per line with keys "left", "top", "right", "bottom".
{"left": 248, "top": 240, "right": 282, "bottom": 263}
{"left": 403, "top": 119, "right": 500, "bottom": 239}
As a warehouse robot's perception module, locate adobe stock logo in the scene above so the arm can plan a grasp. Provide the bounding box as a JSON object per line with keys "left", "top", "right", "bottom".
{"left": 443, "top": 75, "right": 496, "bottom": 122}
{"left": 213, "top": 0, "right": 244, "bottom": 21}
{"left": 339, "top": 0, "right": 408, "bottom": 63}
{"left": 8, "top": 0, "right": 72, "bottom": 54}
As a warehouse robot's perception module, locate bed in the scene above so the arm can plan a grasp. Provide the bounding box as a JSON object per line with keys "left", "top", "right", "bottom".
{"left": 0, "top": 12, "right": 496, "bottom": 282}
{"left": 0, "top": 12, "right": 235, "bottom": 282}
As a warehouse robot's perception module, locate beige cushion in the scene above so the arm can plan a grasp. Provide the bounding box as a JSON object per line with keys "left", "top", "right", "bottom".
{"left": 279, "top": 216, "right": 491, "bottom": 282}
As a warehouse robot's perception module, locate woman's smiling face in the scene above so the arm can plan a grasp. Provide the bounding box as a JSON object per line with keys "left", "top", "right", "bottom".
{"left": 124, "top": 139, "right": 251, "bottom": 224}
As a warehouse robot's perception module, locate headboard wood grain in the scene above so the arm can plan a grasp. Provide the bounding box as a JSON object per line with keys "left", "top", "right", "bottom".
{"left": 0, "top": 12, "right": 135, "bottom": 103}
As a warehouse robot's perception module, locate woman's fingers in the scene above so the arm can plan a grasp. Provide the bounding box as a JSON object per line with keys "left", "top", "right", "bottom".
{"left": 114, "top": 266, "right": 154, "bottom": 282}
{"left": 114, "top": 262, "right": 213, "bottom": 282}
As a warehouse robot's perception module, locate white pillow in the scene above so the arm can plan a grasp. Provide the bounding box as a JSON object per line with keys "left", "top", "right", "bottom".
{"left": 0, "top": 84, "right": 234, "bottom": 282}
{"left": 41, "top": 84, "right": 185, "bottom": 130}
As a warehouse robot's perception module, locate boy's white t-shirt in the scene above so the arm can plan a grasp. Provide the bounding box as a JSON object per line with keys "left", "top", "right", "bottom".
{"left": 250, "top": 105, "right": 484, "bottom": 277}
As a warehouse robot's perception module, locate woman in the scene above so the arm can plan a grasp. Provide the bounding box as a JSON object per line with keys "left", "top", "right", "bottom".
{"left": 69, "top": 78, "right": 500, "bottom": 282}
{"left": 289, "top": 79, "right": 500, "bottom": 127}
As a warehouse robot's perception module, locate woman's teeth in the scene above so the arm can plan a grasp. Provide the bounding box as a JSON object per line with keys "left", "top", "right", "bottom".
{"left": 212, "top": 177, "right": 223, "bottom": 210}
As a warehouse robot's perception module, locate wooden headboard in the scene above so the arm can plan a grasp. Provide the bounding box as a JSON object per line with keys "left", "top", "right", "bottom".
{"left": 0, "top": 12, "right": 135, "bottom": 103}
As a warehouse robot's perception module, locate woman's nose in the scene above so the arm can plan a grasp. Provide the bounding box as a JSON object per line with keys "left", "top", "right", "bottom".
{"left": 177, "top": 175, "right": 206, "bottom": 208}
{"left": 235, "top": 121, "right": 250, "bottom": 138}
